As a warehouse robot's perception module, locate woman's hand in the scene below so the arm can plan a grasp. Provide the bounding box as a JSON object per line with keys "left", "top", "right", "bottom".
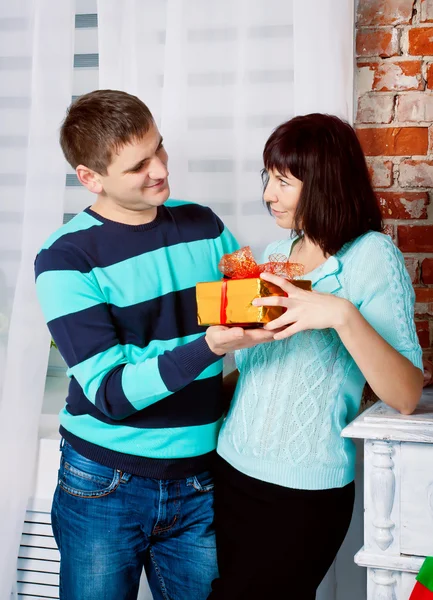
{"left": 256, "top": 271, "right": 423, "bottom": 414}
{"left": 254, "top": 272, "right": 353, "bottom": 340}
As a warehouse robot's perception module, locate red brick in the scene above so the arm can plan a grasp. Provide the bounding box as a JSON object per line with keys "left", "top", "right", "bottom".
{"left": 416, "top": 320, "right": 430, "bottom": 347}
{"left": 383, "top": 223, "right": 397, "bottom": 243}
{"left": 357, "top": 64, "right": 377, "bottom": 94}
{"left": 415, "top": 292, "right": 433, "bottom": 318}
{"left": 357, "top": 94, "right": 395, "bottom": 123}
{"left": 367, "top": 158, "right": 394, "bottom": 187}
{"left": 415, "top": 302, "right": 433, "bottom": 317}
{"left": 377, "top": 191, "right": 429, "bottom": 219}
{"left": 422, "top": 258, "right": 433, "bottom": 283}
{"left": 356, "top": 127, "right": 428, "bottom": 156}
{"left": 421, "top": 0, "right": 433, "bottom": 22}
{"left": 371, "top": 61, "right": 424, "bottom": 91}
{"left": 398, "top": 225, "right": 433, "bottom": 252}
{"left": 408, "top": 27, "right": 433, "bottom": 55}
{"left": 399, "top": 160, "right": 433, "bottom": 187}
{"left": 357, "top": 0, "right": 414, "bottom": 26}
{"left": 415, "top": 288, "right": 433, "bottom": 302}
{"left": 416, "top": 319, "right": 430, "bottom": 347}
{"left": 427, "top": 63, "right": 433, "bottom": 90}
{"left": 396, "top": 92, "right": 433, "bottom": 121}
{"left": 405, "top": 256, "right": 420, "bottom": 283}
{"left": 356, "top": 28, "right": 399, "bottom": 57}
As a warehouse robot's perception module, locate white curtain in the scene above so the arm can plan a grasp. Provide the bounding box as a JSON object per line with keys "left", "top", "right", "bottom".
{"left": 98, "top": 0, "right": 354, "bottom": 259}
{"left": 293, "top": 0, "right": 354, "bottom": 121}
{"left": 0, "top": 0, "right": 354, "bottom": 596}
{"left": 97, "top": 3, "right": 354, "bottom": 599}
{"left": 0, "top": 0, "right": 74, "bottom": 596}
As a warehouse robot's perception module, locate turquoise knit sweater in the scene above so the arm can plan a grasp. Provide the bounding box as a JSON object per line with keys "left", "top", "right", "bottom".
{"left": 35, "top": 200, "right": 239, "bottom": 477}
{"left": 217, "top": 231, "right": 423, "bottom": 490}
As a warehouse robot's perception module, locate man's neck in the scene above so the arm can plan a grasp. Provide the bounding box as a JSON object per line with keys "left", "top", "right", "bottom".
{"left": 90, "top": 197, "right": 158, "bottom": 226}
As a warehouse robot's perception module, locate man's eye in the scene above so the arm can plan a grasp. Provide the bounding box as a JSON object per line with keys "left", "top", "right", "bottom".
{"left": 157, "top": 143, "right": 164, "bottom": 152}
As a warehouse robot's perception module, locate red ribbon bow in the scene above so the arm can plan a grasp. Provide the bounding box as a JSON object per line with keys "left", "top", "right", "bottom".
{"left": 216, "top": 246, "right": 304, "bottom": 324}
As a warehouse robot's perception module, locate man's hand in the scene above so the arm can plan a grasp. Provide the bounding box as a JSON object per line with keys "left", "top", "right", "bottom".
{"left": 205, "top": 325, "right": 276, "bottom": 356}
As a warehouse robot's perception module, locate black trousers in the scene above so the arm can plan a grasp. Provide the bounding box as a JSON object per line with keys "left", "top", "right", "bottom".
{"left": 209, "top": 457, "right": 355, "bottom": 600}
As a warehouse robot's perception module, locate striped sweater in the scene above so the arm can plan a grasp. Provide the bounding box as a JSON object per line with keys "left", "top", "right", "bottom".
{"left": 35, "top": 200, "right": 239, "bottom": 478}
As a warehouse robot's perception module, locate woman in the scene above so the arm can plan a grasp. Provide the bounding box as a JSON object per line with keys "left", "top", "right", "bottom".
{"left": 209, "top": 114, "right": 424, "bottom": 599}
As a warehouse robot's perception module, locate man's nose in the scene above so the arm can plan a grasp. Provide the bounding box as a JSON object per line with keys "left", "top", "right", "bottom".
{"left": 148, "top": 156, "right": 168, "bottom": 180}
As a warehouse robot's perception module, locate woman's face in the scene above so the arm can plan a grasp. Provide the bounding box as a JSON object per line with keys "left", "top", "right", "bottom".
{"left": 263, "top": 169, "right": 303, "bottom": 230}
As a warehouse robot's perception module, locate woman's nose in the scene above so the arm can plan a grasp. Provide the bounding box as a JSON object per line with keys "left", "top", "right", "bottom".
{"left": 263, "top": 183, "right": 277, "bottom": 204}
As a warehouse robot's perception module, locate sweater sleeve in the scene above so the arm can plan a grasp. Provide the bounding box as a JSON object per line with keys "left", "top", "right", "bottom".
{"left": 35, "top": 248, "right": 220, "bottom": 421}
{"left": 213, "top": 212, "right": 240, "bottom": 256}
{"left": 351, "top": 233, "right": 423, "bottom": 370}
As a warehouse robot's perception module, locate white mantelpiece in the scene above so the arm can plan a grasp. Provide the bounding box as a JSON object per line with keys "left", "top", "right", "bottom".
{"left": 342, "top": 387, "right": 433, "bottom": 600}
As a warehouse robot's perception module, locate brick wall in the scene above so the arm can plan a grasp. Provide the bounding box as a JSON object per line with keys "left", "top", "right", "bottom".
{"left": 356, "top": 0, "right": 433, "bottom": 359}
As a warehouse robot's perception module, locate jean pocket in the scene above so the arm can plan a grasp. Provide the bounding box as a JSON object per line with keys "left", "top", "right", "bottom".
{"left": 186, "top": 470, "right": 215, "bottom": 493}
{"left": 58, "top": 456, "right": 122, "bottom": 499}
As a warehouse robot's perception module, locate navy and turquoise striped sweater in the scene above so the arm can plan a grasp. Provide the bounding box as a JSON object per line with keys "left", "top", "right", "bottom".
{"left": 35, "top": 200, "right": 239, "bottom": 477}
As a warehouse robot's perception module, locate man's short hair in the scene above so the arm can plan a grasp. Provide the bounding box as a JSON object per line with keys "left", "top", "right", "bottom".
{"left": 60, "top": 90, "right": 154, "bottom": 174}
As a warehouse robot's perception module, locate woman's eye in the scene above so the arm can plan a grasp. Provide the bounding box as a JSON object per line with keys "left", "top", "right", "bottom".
{"left": 279, "top": 178, "right": 289, "bottom": 186}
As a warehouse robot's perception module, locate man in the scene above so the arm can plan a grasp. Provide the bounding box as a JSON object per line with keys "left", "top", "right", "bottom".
{"left": 35, "top": 90, "right": 274, "bottom": 600}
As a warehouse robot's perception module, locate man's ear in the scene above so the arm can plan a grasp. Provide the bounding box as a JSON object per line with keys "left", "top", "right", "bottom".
{"left": 76, "top": 165, "right": 103, "bottom": 194}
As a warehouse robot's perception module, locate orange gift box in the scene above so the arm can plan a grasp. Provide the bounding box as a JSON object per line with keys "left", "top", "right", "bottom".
{"left": 196, "top": 246, "right": 312, "bottom": 327}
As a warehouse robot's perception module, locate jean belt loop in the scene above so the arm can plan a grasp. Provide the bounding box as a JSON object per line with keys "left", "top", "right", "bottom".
{"left": 59, "top": 437, "right": 65, "bottom": 451}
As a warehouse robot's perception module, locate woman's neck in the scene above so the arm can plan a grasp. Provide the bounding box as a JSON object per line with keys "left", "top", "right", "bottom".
{"left": 289, "top": 236, "right": 328, "bottom": 274}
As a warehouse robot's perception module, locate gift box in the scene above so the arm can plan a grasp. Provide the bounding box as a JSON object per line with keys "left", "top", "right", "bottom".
{"left": 196, "top": 246, "right": 312, "bottom": 327}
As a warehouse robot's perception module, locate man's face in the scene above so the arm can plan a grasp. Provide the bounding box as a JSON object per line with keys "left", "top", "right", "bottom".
{"left": 99, "top": 122, "right": 170, "bottom": 212}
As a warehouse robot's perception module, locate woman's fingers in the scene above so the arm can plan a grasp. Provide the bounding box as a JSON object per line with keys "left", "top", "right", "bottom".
{"left": 263, "top": 310, "right": 298, "bottom": 331}
{"left": 252, "top": 295, "right": 290, "bottom": 308}
{"left": 273, "top": 322, "right": 303, "bottom": 340}
{"left": 260, "top": 271, "right": 301, "bottom": 295}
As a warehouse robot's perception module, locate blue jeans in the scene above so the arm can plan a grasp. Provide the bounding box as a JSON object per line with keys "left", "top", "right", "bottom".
{"left": 51, "top": 441, "right": 218, "bottom": 600}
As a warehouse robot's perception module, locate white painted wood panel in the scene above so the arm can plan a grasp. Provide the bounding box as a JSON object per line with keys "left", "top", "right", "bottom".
{"left": 342, "top": 388, "right": 433, "bottom": 600}
{"left": 17, "top": 570, "right": 59, "bottom": 587}
{"left": 401, "top": 442, "right": 433, "bottom": 556}
{"left": 18, "top": 545, "right": 60, "bottom": 562}
{"left": 17, "top": 558, "right": 59, "bottom": 574}
{"left": 16, "top": 582, "right": 59, "bottom": 598}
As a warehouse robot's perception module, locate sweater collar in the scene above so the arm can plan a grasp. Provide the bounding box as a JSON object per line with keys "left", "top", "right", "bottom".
{"left": 306, "top": 255, "right": 342, "bottom": 294}
{"left": 286, "top": 234, "right": 343, "bottom": 294}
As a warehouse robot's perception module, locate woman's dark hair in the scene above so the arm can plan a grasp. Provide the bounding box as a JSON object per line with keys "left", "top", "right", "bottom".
{"left": 262, "top": 113, "right": 383, "bottom": 256}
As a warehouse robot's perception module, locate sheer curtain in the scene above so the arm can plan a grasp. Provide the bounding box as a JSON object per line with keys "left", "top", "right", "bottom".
{"left": 293, "top": 0, "right": 354, "bottom": 120}
{"left": 97, "top": 3, "right": 354, "bottom": 599}
{"left": 97, "top": 0, "right": 354, "bottom": 258}
{"left": 0, "top": 0, "right": 74, "bottom": 596}
{"left": 0, "top": 0, "right": 354, "bottom": 596}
